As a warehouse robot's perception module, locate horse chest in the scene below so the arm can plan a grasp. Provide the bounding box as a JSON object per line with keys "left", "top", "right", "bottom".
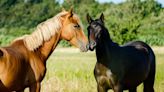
{"left": 94, "top": 63, "right": 116, "bottom": 89}
{"left": 28, "top": 59, "right": 46, "bottom": 83}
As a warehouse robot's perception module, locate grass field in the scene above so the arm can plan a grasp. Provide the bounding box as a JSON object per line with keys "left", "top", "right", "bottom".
{"left": 26, "top": 47, "right": 164, "bottom": 92}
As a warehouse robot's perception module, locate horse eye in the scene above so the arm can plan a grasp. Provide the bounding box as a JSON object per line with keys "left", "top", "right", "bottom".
{"left": 74, "top": 24, "right": 80, "bottom": 29}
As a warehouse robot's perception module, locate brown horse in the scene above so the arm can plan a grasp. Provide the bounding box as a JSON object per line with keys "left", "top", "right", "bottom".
{"left": 0, "top": 8, "right": 88, "bottom": 92}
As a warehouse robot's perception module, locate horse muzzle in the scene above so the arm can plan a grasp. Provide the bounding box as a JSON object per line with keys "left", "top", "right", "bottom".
{"left": 80, "top": 45, "right": 88, "bottom": 52}
{"left": 88, "top": 42, "right": 96, "bottom": 51}
{"left": 79, "top": 41, "right": 88, "bottom": 52}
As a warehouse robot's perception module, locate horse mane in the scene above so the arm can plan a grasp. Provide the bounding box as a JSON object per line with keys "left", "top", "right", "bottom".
{"left": 14, "top": 11, "right": 68, "bottom": 51}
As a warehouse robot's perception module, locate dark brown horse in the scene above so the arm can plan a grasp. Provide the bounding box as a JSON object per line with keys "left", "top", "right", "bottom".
{"left": 0, "top": 8, "right": 88, "bottom": 92}
{"left": 86, "top": 13, "right": 155, "bottom": 92}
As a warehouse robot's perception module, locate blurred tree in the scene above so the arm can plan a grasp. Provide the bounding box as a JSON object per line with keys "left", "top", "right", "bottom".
{"left": 0, "top": 0, "right": 163, "bottom": 46}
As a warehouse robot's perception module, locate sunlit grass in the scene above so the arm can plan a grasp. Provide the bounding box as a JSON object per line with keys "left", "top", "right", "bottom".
{"left": 41, "top": 50, "right": 97, "bottom": 92}
{"left": 25, "top": 47, "right": 164, "bottom": 92}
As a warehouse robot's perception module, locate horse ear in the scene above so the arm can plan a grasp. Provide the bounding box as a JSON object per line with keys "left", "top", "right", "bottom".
{"left": 100, "top": 13, "right": 104, "bottom": 23}
{"left": 0, "top": 49, "right": 3, "bottom": 57}
{"left": 86, "top": 13, "right": 93, "bottom": 24}
{"left": 68, "top": 6, "right": 73, "bottom": 18}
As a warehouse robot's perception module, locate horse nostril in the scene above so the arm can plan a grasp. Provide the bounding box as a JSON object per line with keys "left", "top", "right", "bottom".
{"left": 89, "top": 41, "right": 96, "bottom": 50}
{"left": 92, "top": 42, "right": 96, "bottom": 46}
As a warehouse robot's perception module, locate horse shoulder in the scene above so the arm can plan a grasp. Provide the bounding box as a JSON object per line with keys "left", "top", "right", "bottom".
{"left": 0, "top": 46, "right": 29, "bottom": 90}
{"left": 94, "top": 63, "right": 116, "bottom": 89}
{"left": 12, "top": 40, "right": 46, "bottom": 83}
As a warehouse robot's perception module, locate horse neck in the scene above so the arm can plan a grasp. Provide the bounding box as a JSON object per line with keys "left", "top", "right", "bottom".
{"left": 96, "top": 30, "right": 118, "bottom": 65}
{"left": 37, "top": 30, "right": 61, "bottom": 63}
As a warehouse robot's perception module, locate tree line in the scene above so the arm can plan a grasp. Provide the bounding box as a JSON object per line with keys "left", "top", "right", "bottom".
{"left": 0, "top": 0, "right": 163, "bottom": 46}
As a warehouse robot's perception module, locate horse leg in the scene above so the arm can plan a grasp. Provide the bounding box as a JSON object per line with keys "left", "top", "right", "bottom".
{"left": 16, "top": 90, "right": 24, "bottom": 92}
{"left": 113, "top": 85, "right": 123, "bottom": 92}
{"left": 143, "top": 59, "right": 155, "bottom": 92}
{"left": 129, "top": 88, "right": 137, "bottom": 92}
{"left": 143, "top": 74, "right": 155, "bottom": 92}
{"left": 97, "top": 85, "right": 108, "bottom": 92}
{"left": 29, "top": 82, "right": 41, "bottom": 92}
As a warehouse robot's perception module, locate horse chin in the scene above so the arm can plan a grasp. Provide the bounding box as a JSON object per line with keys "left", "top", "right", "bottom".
{"left": 89, "top": 46, "right": 95, "bottom": 51}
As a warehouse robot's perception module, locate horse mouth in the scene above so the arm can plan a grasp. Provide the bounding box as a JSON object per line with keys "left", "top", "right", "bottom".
{"left": 80, "top": 45, "right": 88, "bottom": 52}
{"left": 87, "top": 44, "right": 95, "bottom": 51}
{"left": 88, "top": 42, "right": 96, "bottom": 51}
{"left": 77, "top": 39, "right": 88, "bottom": 52}
{"left": 89, "top": 46, "right": 95, "bottom": 51}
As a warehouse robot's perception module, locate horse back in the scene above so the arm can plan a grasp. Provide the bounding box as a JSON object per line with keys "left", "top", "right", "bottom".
{"left": 126, "top": 41, "right": 156, "bottom": 75}
{"left": 124, "top": 41, "right": 155, "bottom": 64}
{"left": 121, "top": 41, "right": 155, "bottom": 87}
{"left": 1, "top": 40, "right": 29, "bottom": 63}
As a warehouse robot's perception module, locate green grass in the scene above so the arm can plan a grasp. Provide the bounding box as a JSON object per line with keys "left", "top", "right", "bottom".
{"left": 25, "top": 48, "right": 164, "bottom": 92}
{"left": 41, "top": 50, "right": 97, "bottom": 92}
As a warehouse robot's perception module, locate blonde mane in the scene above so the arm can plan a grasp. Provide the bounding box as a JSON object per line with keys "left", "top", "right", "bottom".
{"left": 15, "top": 12, "right": 68, "bottom": 51}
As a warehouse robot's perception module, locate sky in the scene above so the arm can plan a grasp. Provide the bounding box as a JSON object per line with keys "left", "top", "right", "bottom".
{"left": 98, "top": 0, "right": 164, "bottom": 7}
{"left": 97, "top": 0, "right": 125, "bottom": 3}
{"left": 58, "top": 0, "right": 164, "bottom": 7}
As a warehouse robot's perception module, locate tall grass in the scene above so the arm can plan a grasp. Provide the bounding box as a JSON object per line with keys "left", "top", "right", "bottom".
{"left": 24, "top": 47, "right": 164, "bottom": 92}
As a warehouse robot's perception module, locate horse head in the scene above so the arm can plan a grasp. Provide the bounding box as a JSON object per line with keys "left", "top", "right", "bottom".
{"left": 86, "top": 13, "right": 106, "bottom": 51}
{"left": 60, "top": 8, "right": 88, "bottom": 52}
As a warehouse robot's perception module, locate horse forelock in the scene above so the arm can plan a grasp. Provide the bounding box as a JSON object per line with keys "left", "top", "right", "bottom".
{"left": 14, "top": 11, "right": 68, "bottom": 51}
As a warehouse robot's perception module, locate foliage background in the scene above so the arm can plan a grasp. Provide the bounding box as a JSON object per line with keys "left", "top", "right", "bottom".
{"left": 0, "top": 0, "right": 164, "bottom": 46}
